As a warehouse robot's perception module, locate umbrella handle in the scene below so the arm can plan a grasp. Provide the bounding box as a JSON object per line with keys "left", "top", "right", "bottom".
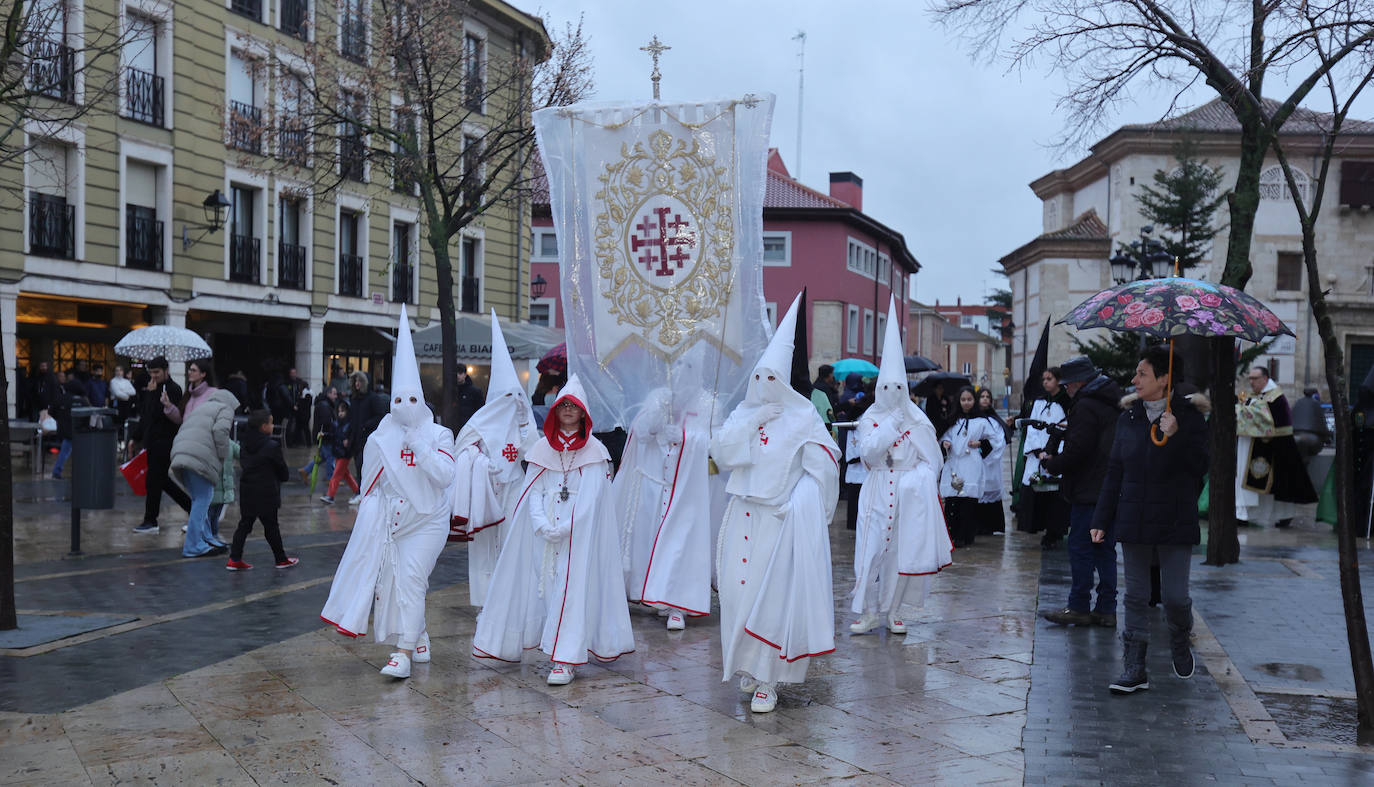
{"left": 1149, "top": 339, "right": 1176, "bottom": 447}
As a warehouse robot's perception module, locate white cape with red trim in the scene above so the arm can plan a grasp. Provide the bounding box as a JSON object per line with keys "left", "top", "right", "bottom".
{"left": 712, "top": 406, "right": 839, "bottom": 674}
{"left": 471, "top": 437, "right": 635, "bottom": 665}
{"left": 616, "top": 389, "right": 715, "bottom": 616}
{"left": 850, "top": 412, "right": 952, "bottom": 615}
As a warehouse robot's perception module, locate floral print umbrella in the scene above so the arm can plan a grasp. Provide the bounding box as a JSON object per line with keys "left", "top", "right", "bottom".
{"left": 1059, "top": 277, "right": 1294, "bottom": 341}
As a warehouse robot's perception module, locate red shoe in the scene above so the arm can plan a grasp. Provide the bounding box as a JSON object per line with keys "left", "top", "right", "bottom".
{"left": 225, "top": 559, "right": 253, "bottom": 571}
{"left": 275, "top": 557, "right": 300, "bottom": 569}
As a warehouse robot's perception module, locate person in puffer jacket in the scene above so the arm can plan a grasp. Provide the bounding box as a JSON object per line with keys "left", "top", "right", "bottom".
{"left": 170, "top": 366, "right": 239, "bottom": 558}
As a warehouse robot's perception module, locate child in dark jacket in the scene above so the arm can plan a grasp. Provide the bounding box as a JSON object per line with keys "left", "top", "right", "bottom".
{"left": 227, "top": 410, "right": 299, "bottom": 570}
{"left": 321, "top": 400, "right": 360, "bottom": 504}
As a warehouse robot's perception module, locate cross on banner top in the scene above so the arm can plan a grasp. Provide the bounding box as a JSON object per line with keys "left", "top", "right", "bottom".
{"left": 640, "top": 35, "right": 670, "bottom": 99}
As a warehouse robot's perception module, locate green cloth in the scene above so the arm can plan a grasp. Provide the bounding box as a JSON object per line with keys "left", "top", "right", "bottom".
{"left": 1197, "top": 477, "right": 1209, "bottom": 517}
{"left": 1010, "top": 431, "right": 1027, "bottom": 506}
{"left": 1317, "top": 462, "right": 1339, "bottom": 526}
{"left": 211, "top": 440, "right": 239, "bottom": 505}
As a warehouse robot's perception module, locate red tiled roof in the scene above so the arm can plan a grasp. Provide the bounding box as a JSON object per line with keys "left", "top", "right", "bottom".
{"left": 764, "top": 169, "right": 850, "bottom": 209}
{"left": 1041, "top": 209, "right": 1108, "bottom": 241}
{"left": 1120, "top": 97, "right": 1374, "bottom": 136}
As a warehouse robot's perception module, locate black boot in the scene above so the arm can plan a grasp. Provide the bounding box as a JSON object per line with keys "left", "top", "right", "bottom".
{"left": 1165, "top": 602, "right": 1195, "bottom": 679}
{"left": 1109, "top": 631, "right": 1150, "bottom": 694}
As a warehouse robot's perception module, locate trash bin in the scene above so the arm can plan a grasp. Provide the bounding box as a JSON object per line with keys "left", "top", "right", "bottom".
{"left": 72, "top": 406, "right": 118, "bottom": 510}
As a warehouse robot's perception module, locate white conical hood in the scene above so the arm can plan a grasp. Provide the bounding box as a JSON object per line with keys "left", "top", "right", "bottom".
{"left": 876, "top": 296, "right": 905, "bottom": 395}
{"left": 488, "top": 309, "right": 521, "bottom": 397}
{"left": 392, "top": 304, "right": 422, "bottom": 397}
{"left": 755, "top": 292, "right": 802, "bottom": 376}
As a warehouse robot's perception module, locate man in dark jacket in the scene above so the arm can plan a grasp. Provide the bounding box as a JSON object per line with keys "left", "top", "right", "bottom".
{"left": 1037, "top": 356, "right": 1123, "bottom": 627}
{"left": 452, "top": 367, "right": 485, "bottom": 430}
{"left": 131, "top": 357, "right": 192, "bottom": 533}
{"left": 346, "top": 370, "right": 388, "bottom": 501}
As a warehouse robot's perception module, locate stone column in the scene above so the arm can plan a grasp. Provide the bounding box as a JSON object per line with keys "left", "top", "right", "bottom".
{"left": 160, "top": 305, "right": 189, "bottom": 382}
{"left": 296, "top": 316, "right": 324, "bottom": 396}
{"left": 1, "top": 283, "right": 18, "bottom": 419}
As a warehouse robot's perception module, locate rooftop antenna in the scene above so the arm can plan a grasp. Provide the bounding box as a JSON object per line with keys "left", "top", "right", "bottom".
{"left": 793, "top": 31, "right": 806, "bottom": 176}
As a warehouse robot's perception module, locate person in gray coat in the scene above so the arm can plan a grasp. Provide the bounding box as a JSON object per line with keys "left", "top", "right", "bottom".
{"left": 171, "top": 387, "right": 240, "bottom": 557}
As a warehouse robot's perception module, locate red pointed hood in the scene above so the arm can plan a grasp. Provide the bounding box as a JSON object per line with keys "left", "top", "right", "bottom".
{"left": 543, "top": 374, "right": 592, "bottom": 451}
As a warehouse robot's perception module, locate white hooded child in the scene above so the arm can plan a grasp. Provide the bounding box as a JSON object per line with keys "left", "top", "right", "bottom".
{"left": 320, "top": 304, "right": 456, "bottom": 679}
{"left": 849, "top": 296, "right": 952, "bottom": 636}
{"left": 710, "top": 293, "right": 840, "bottom": 714}
{"left": 449, "top": 311, "right": 536, "bottom": 607}
{"left": 616, "top": 351, "right": 719, "bottom": 630}
{"left": 471, "top": 374, "right": 635, "bottom": 685}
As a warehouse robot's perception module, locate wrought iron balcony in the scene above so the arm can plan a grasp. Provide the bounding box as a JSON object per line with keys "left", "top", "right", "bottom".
{"left": 126, "top": 67, "right": 164, "bottom": 126}
{"left": 230, "top": 234, "right": 261, "bottom": 283}
{"left": 125, "top": 207, "right": 163, "bottom": 270}
{"left": 29, "top": 39, "right": 75, "bottom": 103}
{"left": 460, "top": 275, "right": 480, "bottom": 313}
{"left": 278, "top": 241, "right": 307, "bottom": 289}
{"left": 340, "top": 132, "right": 365, "bottom": 181}
{"left": 280, "top": 0, "right": 309, "bottom": 39}
{"left": 339, "top": 253, "right": 364, "bottom": 297}
{"left": 228, "top": 101, "right": 264, "bottom": 154}
{"left": 28, "top": 192, "right": 75, "bottom": 259}
{"left": 391, "top": 262, "right": 414, "bottom": 303}
{"left": 341, "top": 18, "right": 367, "bottom": 63}
{"left": 279, "top": 118, "right": 308, "bottom": 166}
{"left": 230, "top": 0, "right": 262, "bottom": 21}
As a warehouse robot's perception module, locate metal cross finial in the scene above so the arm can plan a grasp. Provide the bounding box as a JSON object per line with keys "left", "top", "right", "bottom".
{"left": 640, "top": 35, "right": 670, "bottom": 99}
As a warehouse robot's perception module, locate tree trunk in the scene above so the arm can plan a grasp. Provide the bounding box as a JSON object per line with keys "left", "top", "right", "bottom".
{"left": 1302, "top": 235, "right": 1374, "bottom": 731}
{"left": 430, "top": 228, "right": 460, "bottom": 431}
{"left": 1, "top": 332, "right": 16, "bottom": 630}
{"left": 1204, "top": 117, "right": 1265, "bottom": 566}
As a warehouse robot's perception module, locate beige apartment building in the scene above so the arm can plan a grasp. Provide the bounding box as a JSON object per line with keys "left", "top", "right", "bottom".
{"left": 1, "top": 0, "right": 547, "bottom": 415}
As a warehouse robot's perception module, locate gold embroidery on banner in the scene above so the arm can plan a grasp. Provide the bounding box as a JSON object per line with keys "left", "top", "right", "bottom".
{"left": 594, "top": 129, "right": 735, "bottom": 354}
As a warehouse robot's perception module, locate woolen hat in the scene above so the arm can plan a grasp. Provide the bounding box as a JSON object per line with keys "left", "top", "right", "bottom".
{"left": 1058, "top": 355, "right": 1098, "bottom": 384}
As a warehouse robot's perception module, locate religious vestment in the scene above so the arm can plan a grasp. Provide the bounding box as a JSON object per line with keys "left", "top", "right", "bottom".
{"left": 940, "top": 404, "right": 1001, "bottom": 547}
{"left": 1236, "top": 379, "right": 1318, "bottom": 525}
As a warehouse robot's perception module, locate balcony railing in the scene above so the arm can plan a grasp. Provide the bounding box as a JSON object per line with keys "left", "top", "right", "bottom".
{"left": 280, "top": 0, "right": 308, "bottom": 39}
{"left": 228, "top": 101, "right": 263, "bottom": 154}
{"left": 230, "top": 0, "right": 262, "bottom": 20}
{"left": 28, "top": 192, "right": 75, "bottom": 259}
{"left": 125, "top": 207, "right": 163, "bottom": 271}
{"left": 279, "top": 119, "right": 308, "bottom": 166}
{"left": 341, "top": 18, "right": 367, "bottom": 63}
{"left": 278, "top": 241, "right": 307, "bottom": 289}
{"left": 460, "top": 275, "right": 479, "bottom": 313}
{"left": 391, "top": 262, "right": 413, "bottom": 303}
{"left": 126, "top": 67, "right": 164, "bottom": 126}
{"left": 230, "top": 234, "right": 261, "bottom": 283}
{"left": 340, "top": 133, "right": 365, "bottom": 181}
{"left": 339, "top": 253, "right": 364, "bottom": 297}
{"left": 29, "top": 39, "right": 75, "bottom": 103}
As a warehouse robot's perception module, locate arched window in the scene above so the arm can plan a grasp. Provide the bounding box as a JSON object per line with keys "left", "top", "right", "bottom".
{"left": 1259, "top": 165, "right": 1310, "bottom": 202}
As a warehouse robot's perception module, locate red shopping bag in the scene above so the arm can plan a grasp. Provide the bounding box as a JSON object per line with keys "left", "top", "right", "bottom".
{"left": 121, "top": 449, "right": 148, "bottom": 496}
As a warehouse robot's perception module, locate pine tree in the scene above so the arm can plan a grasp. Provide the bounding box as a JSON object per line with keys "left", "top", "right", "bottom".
{"left": 1135, "top": 138, "right": 1227, "bottom": 271}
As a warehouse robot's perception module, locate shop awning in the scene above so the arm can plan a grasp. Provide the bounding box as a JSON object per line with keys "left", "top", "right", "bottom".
{"left": 410, "top": 313, "right": 563, "bottom": 362}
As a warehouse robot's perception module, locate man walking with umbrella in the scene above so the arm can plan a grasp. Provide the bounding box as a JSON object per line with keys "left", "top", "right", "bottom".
{"left": 131, "top": 357, "right": 192, "bottom": 533}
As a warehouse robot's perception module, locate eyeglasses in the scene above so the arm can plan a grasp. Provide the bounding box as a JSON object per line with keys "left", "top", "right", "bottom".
{"left": 554, "top": 401, "right": 581, "bottom": 410}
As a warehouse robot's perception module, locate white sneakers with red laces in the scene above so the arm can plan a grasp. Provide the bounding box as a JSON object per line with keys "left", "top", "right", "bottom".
{"left": 380, "top": 652, "right": 411, "bottom": 678}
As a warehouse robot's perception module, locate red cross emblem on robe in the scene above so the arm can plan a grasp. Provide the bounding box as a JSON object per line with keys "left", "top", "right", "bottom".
{"left": 400, "top": 447, "right": 416, "bottom": 466}
{"left": 758, "top": 426, "right": 768, "bottom": 446}
{"left": 501, "top": 443, "right": 518, "bottom": 462}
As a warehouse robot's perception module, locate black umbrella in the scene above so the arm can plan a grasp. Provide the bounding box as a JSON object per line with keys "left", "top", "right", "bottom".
{"left": 911, "top": 372, "right": 970, "bottom": 399}
{"left": 904, "top": 354, "right": 939, "bottom": 373}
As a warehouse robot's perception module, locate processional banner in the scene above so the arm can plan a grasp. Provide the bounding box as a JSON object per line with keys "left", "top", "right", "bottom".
{"left": 534, "top": 95, "right": 775, "bottom": 429}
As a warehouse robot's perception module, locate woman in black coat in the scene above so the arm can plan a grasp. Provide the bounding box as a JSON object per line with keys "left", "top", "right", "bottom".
{"left": 1091, "top": 345, "right": 1209, "bottom": 695}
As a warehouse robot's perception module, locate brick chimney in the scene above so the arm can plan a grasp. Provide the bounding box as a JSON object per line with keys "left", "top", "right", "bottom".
{"left": 829, "top": 172, "right": 862, "bottom": 210}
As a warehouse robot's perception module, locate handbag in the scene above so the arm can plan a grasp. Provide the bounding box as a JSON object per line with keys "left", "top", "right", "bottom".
{"left": 121, "top": 449, "right": 149, "bottom": 496}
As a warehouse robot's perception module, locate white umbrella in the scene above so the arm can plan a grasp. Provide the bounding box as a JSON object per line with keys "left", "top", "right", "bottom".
{"left": 115, "top": 325, "right": 213, "bottom": 361}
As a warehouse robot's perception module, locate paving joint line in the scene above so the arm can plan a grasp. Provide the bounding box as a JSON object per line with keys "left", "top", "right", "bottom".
{"left": 15, "top": 538, "right": 352, "bottom": 583}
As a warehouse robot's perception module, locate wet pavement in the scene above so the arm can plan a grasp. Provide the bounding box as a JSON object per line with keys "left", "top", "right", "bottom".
{"left": 3, "top": 452, "right": 1374, "bottom": 784}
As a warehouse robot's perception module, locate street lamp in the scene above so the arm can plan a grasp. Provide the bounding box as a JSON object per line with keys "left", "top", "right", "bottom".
{"left": 530, "top": 273, "right": 547, "bottom": 299}
{"left": 1108, "top": 224, "right": 1174, "bottom": 284}
{"left": 182, "top": 189, "right": 233, "bottom": 250}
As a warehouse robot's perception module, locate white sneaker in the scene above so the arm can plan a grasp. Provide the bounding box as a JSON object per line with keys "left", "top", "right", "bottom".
{"left": 547, "top": 664, "right": 575, "bottom": 685}
{"left": 887, "top": 615, "right": 908, "bottom": 634}
{"left": 849, "top": 613, "right": 881, "bottom": 634}
{"left": 412, "top": 633, "right": 431, "bottom": 663}
{"left": 348, "top": 495, "right": 362, "bottom": 506}
{"left": 180, "top": 525, "right": 187, "bottom": 533}
{"left": 739, "top": 676, "right": 759, "bottom": 694}
{"left": 750, "top": 683, "right": 778, "bottom": 713}
{"left": 380, "top": 652, "right": 410, "bottom": 679}
{"left": 666, "top": 610, "right": 685, "bottom": 631}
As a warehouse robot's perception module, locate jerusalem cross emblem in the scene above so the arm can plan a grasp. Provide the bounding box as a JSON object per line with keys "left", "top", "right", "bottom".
{"left": 501, "top": 443, "right": 518, "bottom": 462}
{"left": 400, "top": 448, "right": 416, "bottom": 467}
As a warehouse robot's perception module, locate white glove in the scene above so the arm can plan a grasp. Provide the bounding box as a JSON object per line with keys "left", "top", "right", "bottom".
{"left": 754, "top": 403, "right": 784, "bottom": 426}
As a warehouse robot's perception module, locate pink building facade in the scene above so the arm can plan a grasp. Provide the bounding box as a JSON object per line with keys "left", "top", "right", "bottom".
{"left": 530, "top": 151, "right": 920, "bottom": 374}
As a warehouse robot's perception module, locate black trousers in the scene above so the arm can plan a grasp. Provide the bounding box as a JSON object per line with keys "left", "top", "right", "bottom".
{"left": 143, "top": 444, "right": 191, "bottom": 526}
{"left": 230, "top": 504, "right": 287, "bottom": 563}
{"left": 944, "top": 496, "right": 979, "bottom": 547}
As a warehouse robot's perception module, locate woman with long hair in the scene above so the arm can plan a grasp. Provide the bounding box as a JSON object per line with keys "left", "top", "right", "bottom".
{"left": 975, "top": 387, "right": 1008, "bottom": 536}
{"left": 170, "top": 360, "right": 238, "bottom": 557}
{"left": 939, "top": 386, "right": 1000, "bottom": 548}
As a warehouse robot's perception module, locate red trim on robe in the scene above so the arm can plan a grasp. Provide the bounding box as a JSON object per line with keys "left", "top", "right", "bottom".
{"left": 638, "top": 423, "right": 689, "bottom": 604}
{"left": 320, "top": 614, "right": 362, "bottom": 638}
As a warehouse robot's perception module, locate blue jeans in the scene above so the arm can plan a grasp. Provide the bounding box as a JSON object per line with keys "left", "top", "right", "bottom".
{"left": 52, "top": 439, "right": 73, "bottom": 477}
{"left": 1067, "top": 503, "right": 1117, "bottom": 614}
{"left": 181, "top": 470, "right": 222, "bottom": 556}
{"left": 302, "top": 443, "right": 334, "bottom": 475}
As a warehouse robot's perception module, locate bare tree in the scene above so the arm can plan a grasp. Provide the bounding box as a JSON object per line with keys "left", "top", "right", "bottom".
{"left": 1, "top": 0, "right": 140, "bottom": 631}
{"left": 252, "top": 0, "right": 592, "bottom": 428}
{"left": 935, "top": 0, "right": 1374, "bottom": 731}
